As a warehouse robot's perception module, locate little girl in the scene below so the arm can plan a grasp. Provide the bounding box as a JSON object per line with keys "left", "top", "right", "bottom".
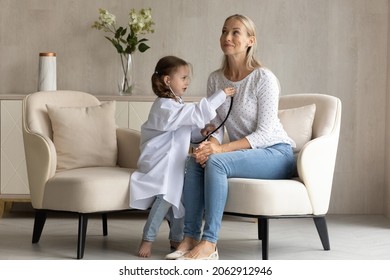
{"left": 129, "top": 55, "right": 235, "bottom": 257}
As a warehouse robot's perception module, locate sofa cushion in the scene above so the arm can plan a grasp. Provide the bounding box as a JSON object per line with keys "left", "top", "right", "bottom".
{"left": 278, "top": 104, "right": 316, "bottom": 152}
{"left": 46, "top": 101, "right": 117, "bottom": 170}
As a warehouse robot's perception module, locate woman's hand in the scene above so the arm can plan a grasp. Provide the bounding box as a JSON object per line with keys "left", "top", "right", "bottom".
{"left": 193, "top": 141, "right": 224, "bottom": 167}
{"left": 193, "top": 138, "right": 251, "bottom": 167}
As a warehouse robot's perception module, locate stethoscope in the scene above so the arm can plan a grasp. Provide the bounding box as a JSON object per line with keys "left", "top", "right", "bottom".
{"left": 191, "top": 96, "right": 234, "bottom": 144}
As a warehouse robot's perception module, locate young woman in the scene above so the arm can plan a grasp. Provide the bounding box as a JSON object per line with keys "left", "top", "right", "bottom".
{"left": 166, "top": 15, "right": 295, "bottom": 260}
{"left": 130, "top": 55, "right": 235, "bottom": 258}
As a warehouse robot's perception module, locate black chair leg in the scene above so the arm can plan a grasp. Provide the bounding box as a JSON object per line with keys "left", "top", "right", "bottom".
{"left": 258, "top": 218, "right": 269, "bottom": 260}
{"left": 102, "top": 213, "right": 108, "bottom": 236}
{"left": 313, "top": 216, "right": 330, "bottom": 250}
{"left": 32, "top": 211, "right": 47, "bottom": 243}
{"left": 32, "top": 210, "right": 47, "bottom": 244}
{"left": 257, "top": 218, "right": 262, "bottom": 240}
{"left": 77, "top": 214, "right": 88, "bottom": 259}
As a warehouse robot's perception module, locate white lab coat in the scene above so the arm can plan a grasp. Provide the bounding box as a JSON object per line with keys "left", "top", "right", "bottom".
{"left": 129, "top": 90, "right": 226, "bottom": 218}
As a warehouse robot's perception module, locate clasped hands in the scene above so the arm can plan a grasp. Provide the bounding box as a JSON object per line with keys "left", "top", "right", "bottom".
{"left": 193, "top": 124, "right": 224, "bottom": 167}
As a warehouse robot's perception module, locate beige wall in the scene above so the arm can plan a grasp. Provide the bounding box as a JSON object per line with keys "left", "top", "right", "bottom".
{"left": 1, "top": 0, "right": 389, "bottom": 215}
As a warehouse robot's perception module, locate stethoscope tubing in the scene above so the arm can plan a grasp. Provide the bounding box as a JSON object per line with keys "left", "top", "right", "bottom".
{"left": 191, "top": 97, "right": 234, "bottom": 144}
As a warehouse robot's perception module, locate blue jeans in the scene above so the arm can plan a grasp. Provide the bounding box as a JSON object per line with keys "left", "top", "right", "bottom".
{"left": 182, "top": 143, "right": 295, "bottom": 243}
{"left": 142, "top": 195, "right": 184, "bottom": 242}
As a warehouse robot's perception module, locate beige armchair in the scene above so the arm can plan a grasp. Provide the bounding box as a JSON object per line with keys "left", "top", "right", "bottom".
{"left": 22, "top": 90, "right": 140, "bottom": 259}
{"left": 224, "top": 93, "right": 342, "bottom": 259}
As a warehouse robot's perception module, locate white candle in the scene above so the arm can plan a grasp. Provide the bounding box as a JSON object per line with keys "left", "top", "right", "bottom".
{"left": 38, "top": 52, "right": 57, "bottom": 91}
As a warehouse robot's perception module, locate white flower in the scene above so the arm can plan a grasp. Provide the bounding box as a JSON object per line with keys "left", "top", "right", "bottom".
{"left": 99, "top": 8, "right": 116, "bottom": 25}
{"left": 129, "top": 8, "right": 154, "bottom": 35}
{"left": 92, "top": 7, "right": 154, "bottom": 54}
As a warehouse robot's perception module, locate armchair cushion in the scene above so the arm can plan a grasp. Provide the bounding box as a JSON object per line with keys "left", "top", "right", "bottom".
{"left": 46, "top": 101, "right": 118, "bottom": 170}
{"left": 43, "top": 167, "right": 133, "bottom": 212}
{"left": 278, "top": 104, "right": 316, "bottom": 152}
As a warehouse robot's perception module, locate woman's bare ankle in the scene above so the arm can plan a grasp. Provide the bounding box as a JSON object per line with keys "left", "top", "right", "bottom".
{"left": 197, "top": 240, "right": 216, "bottom": 251}
{"left": 184, "top": 240, "right": 217, "bottom": 259}
{"left": 176, "top": 237, "right": 198, "bottom": 251}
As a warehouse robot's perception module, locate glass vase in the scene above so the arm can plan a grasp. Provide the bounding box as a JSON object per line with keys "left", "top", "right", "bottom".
{"left": 117, "top": 53, "right": 134, "bottom": 95}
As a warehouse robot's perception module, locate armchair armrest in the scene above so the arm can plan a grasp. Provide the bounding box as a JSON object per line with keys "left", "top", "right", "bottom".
{"left": 297, "top": 133, "right": 340, "bottom": 215}
{"left": 22, "top": 129, "right": 57, "bottom": 209}
{"left": 116, "top": 128, "right": 141, "bottom": 169}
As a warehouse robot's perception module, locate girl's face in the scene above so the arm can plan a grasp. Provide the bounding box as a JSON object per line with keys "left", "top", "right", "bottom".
{"left": 220, "top": 18, "right": 254, "bottom": 57}
{"left": 165, "top": 65, "right": 191, "bottom": 97}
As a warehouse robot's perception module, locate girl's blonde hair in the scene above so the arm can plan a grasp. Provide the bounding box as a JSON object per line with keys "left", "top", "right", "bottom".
{"left": 220, "top": 14, "right": 262, "bottom": 72}
{"left": 151, "top": 56, "right": 190, "bottom": 99}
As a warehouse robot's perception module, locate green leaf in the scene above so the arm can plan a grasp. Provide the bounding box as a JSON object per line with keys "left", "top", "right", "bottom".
{"left": 105, "top": 37, "right": 124, "bottom": 54}
{"left": 111, "top": 39, "right": 123, "bottom": 53}
{"left": 115, "top": 43, "right": 124, "bottom": 54}
{"left": 126, "top": 32, "right": 134, "bottom": 41}
{"left": 138, "top": 42, "right": 150, "bottom": 53}
{"left": 105, "top": 36, "right": 118, "bottom": 49}
{"left": 138, "top": 38, "right": 149, "bottom": 43}
{"left": 130, "top": 44, "right": 137, "bottom": 53}
{"left": 124, "top": 46, "right": 132, "bottom": 54}
{"left": 120, "top": 27, "right": 127, "bottom": 37}
{"left": 115, "top": 27, "right": 123, "bottom": 39}
{"left": 127, "top": 36, "right": 137, "bottom": 46}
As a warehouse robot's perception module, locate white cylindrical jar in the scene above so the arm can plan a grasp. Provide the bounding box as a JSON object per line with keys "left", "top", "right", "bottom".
{"left": 38, "top": 52, "right": 57, "bottom": 91}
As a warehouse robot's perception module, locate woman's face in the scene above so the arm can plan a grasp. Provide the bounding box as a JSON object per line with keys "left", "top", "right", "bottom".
{"left": 165, "top": 65, "right": 191, "bottom": 97}
{"left": 220, "top": 18, "right": 254, "bottom": 57}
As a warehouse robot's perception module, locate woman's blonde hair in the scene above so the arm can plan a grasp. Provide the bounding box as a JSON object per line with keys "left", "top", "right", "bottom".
{"left": 220, "top": 14, "right": 262, "bottom": 72}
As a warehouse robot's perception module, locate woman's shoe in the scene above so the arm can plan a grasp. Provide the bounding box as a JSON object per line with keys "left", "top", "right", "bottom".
{"left": 165, "top": 250, "right": 189, "bottom": 260}
{"left": 200, "top": 248, "right": 219, "bottom": 260}
{"left": 177, "top": 248, "right": 219, "bottom": 260}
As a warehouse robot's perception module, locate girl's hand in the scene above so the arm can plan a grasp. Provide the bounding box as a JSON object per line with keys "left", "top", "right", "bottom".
{"left": 223, "top": 87, "right": 236, "bottom": 97}
{"left": 200, "top": 124, "right": 215, "bottom": 137}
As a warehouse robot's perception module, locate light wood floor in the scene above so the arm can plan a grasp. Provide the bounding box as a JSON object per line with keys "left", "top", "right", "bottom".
{"left": 0, "top": 204, "right": 390, "bottom": 260}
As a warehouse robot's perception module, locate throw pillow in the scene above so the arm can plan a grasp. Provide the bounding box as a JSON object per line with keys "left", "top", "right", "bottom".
{"left": 46, "top": 101, "right": 117, "bottom": 170}
{"left": 278, "top": 104, "right": 316, "bottom": 153}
